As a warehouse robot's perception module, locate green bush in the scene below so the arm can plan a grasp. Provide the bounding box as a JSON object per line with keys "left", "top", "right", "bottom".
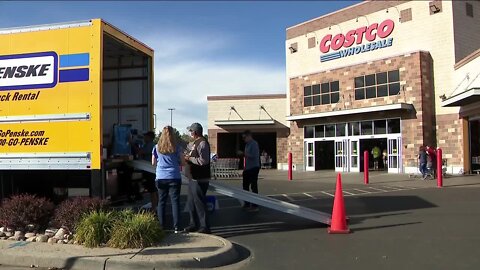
{"left": 108, "top": 211, "right": 164, "bottom": 249}
{"left": 75, "top": 211, "right": 115, "bottom": 248}
{"left": 0, "top": 194, "right": 54, "bottom": 231}
{"left": 52, "top": 197, "right": 108, "bottom": 232}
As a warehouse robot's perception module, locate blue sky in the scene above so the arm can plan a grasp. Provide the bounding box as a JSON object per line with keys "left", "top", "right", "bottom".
{"left": 0, "top": 1, "right": 359, "bottom": 133}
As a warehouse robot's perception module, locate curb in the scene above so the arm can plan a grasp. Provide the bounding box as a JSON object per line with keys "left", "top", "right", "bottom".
{"left": 0, "top": 233, "right": 240, "bottom": 270}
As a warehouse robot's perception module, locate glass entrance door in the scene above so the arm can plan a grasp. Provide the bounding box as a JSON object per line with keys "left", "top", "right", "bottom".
{"left": 305, "top": 141, "right": 315, "bottom": 171}
{"left": 388, "top": 137, "right": 402, "bottom": 173}
{"left": 350, "top": 139, "right": 359, "bottom": 172}
{"left": 335, "top": 139, "right": 348, "bottom": 172}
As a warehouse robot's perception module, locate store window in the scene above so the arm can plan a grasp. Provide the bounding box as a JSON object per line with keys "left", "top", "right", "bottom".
{"left": 315, "top": 125, "right": 324, "bottom": 138}
{"left": 336, "top": 123, "right": 346, "bottom": 137}
{"left": 354, "top": 70, "right": 400, "bottom": 100}
{"left": 349, "top": 122, "right": 360, "bottom": 136}
{"left": 325, "top": 124, "right": 335, "bottom": 137}
{"left": 374, "top": 120, "right": 387, "bottom": 134}
{"left": 387, "top": 118, "right": 401, "bottom": 133}
{"left": 304, "top": 126, "right": 314, "bottom": 138}
{"left": 361, "top": 121, "right": 373, "bottom": 135}
{"left": 304, "top": 119, "right": 400, "bottom": 141}
{"left": 304, "top": 81, "right": 340, "bottom": 106}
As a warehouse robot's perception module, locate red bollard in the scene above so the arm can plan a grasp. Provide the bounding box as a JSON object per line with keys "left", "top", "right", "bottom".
{"left": 436, "top": 148, "right": 443, "bottom": 188}
{"left": 364, "top": 150, "right": 369, "bottom": 184}
{"left": 288, "top": 152, "right": 293, "bottom": 181}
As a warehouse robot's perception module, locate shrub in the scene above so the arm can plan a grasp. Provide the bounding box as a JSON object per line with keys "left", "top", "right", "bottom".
{"left": 0, "top": 194, "right": 54, "bottom": 231}
{"left": 52, "top": 197, "right": 107, "bottom": 232}
{"left": 108, "top": 211, "right": 164, "bottom": 249}
{"left": 75, "top": 211, "right": 115, "bottom": 248}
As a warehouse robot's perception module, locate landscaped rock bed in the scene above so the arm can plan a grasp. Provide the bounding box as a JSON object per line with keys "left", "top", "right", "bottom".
{"left": 0, "top": 227, "right": 76, "bottom": 244}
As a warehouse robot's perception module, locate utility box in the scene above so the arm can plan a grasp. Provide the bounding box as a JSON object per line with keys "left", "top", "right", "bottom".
{"left": 0, "top": 19, "right": 154, "bottom": 200}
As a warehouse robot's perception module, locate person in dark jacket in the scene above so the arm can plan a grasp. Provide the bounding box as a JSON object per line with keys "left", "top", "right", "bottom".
{"left": 183, "top": 123, "right": 211, "bottom": 234}
{"left": 242, "top": 130, "right": 260, "bottom": 211}
{"left": 418, "top": 146, "right": 428, "bottom": 180}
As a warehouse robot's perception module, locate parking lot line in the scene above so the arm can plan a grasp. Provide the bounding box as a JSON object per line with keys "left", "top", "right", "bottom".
{"left": 303, "top": 192, "right": 316, "bottom": 199}
{"left": 321, "top": 191, "right": 335, "bottom": 197}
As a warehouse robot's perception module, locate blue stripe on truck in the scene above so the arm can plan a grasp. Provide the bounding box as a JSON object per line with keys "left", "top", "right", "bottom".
{"left": 59, "top": 53, "right": 90, "bottom": 68}
{"left": 59, "top": 68, "right": 89, "bottom": 82}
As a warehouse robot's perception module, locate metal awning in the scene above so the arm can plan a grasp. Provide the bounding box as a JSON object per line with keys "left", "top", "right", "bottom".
{"left": 286, "top": 103, "right": 414, "bottom": 121}
{"left": 214, "top": 120, "right": 275, "bottom": 126}
{"left": 441, "top": 88, "right": 480, "bottom": 107}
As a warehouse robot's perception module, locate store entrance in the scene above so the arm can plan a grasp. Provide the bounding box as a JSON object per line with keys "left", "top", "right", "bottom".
{"left": 315, "top": 141, "right": 334, "bottom": 170}
{"left": 360, "top": 138, "right": 387, "bottom": 172}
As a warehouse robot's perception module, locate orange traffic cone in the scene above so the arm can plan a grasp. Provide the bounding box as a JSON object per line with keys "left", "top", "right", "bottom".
{"left": 328, "top": 173, "right": 350, "bottom": 234}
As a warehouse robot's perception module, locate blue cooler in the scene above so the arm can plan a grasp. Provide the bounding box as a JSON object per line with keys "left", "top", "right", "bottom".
{"left": 206, "top": 195, "right": 217, "bottom": 212}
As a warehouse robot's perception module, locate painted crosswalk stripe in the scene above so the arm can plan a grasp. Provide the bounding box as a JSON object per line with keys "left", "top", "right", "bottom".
{"left": 321, "top": 191, "right": 335, "bottom": 197}
{"left": 366, "top": 187, "right": 389, "bottom": 192}
{"left": 303, "top": 192, "right": 316, "bottom": 199}
{"left": 282, "top": 194, "right": 294, "bottom": 201}
{"left": 353, "top": 188, "right": 371, "bottom": 194}
{"left": 381, "top": 186, "right": 404, "bottom": 191}
{"left": 342, "top": 190, "right": 355, "bottom": 195}
{"left": 389, "top": 185, "right": 418, "bottom": 190}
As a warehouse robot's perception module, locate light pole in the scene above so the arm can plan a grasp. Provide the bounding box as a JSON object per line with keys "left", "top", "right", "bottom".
{"left": 168, "top": 108, "right": 175, "bottom": 127}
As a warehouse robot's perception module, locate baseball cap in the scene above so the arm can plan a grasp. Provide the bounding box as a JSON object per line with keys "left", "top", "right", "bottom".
{"left": 187, "top": 123, "right": 203, "bottom": 134}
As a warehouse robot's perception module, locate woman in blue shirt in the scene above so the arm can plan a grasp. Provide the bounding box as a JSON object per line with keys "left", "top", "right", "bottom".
{"left": 152, "top": 126, "right": 184, "bottom": 232}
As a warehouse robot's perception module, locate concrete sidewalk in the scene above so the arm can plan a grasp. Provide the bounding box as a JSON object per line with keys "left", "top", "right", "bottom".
{"left": 0, "top": 232, "right": 239, "bottom": 270}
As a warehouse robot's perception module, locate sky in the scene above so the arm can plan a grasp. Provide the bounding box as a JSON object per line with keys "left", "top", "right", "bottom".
{"left": 0, "top": 0, "right": 359, "bottom": 134}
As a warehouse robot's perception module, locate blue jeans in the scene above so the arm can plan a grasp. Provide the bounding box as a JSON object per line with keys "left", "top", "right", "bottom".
{"left": 419, "top": 162, "right": 427, "bottom": 177}
{"left": 156, "top": 179, "right": 181, "bottom": 229}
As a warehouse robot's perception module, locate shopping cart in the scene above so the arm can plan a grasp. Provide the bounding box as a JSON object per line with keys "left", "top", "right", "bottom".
{"left": 211, "top": 158, "right": 241, "bottom": 179}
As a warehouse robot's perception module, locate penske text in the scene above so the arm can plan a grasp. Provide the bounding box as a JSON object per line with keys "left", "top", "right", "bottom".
{"left": 0, "top": 129, "right": 49, "bottom": 146}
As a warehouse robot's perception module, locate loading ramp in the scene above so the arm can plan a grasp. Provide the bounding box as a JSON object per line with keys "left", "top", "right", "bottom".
{"left": 128, "top": 160, "right": 332, "bottom": 225}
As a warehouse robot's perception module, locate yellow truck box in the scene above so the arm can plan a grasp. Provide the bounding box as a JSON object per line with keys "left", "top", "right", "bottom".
{"left": 0, "top": 19, "right": 154, "bottom": 199}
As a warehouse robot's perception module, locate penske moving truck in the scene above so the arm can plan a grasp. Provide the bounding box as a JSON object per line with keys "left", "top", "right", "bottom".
{"left": 0, "top": 19, "right": 154, "bottom": 200}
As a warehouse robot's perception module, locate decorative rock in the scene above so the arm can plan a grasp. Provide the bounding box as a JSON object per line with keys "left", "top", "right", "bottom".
{"left": 14, "top": 231, "right": 24, "bottom": 237}
{"left": 45, "top": 232, "right": 55, "bottom": 238}
{"left": 26, "top": 224, "right": 36, "bottom": 232}
{"left": 0, "top": 232, "right": 5, "bottom": 237}
{"left": 73, "top": 240, "right": 79, "bottom": 245}
{"left": 54, "top": 228, "right": 67, "bottom": 239}
{"left": 26, "top": 236, "right": 36, "bottom": 242}
{"left": 45, "top": 229, "right": 57, "bottom": 235}
{"left": 57, "top": 240, "right": 64, "bottom": 244}
{"left": 25, "top": 233, "right": 36, "bottom": 238}
{"left": 66, "top": 234, "right": 74, "bottom": 241}
{"left": 67, "top": 240, "right": 74, "bottom": 244}
{"left": 0, "top": 227, "right": 4, "bottom": 232}
{"left": 6, "top": 227, "right": 14, "bottom": 232}
{"left": 7, "top": 236, "right": 16, "bottom": 241}
{"left": 36, "top": 235, "right": 48, "bottom": 243}
{"left": 4, "top": 232, "right": 13, "bottom": 237}
{"left": 48, "top": 238, "right": 58, "bottom": 244}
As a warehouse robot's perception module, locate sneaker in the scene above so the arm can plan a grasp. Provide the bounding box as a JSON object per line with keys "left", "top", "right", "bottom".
{"left": 197, "top": 227, "right": 211, "bottom": 234}
{"left": 174, "top": 227, "right": 180, "bottom": 234}
{"left": 183, "top": 225, "right": 197, "bottom": 233}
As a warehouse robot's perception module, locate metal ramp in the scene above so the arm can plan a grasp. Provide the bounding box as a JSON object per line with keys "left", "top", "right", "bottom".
{"left": 127, "top": 160, "right": 331, "bottom": 225}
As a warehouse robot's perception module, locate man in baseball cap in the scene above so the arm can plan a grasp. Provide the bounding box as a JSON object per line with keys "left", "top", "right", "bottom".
{"left": 184, "top": 122, "right": 211, "bottom": 234}
{"left": 187, "top": 122, "right": 203, "bottom": 135}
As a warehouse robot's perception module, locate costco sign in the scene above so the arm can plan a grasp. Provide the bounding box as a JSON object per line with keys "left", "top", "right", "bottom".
{"left": 320, "top": 19, "right": 395, "bottom": 62}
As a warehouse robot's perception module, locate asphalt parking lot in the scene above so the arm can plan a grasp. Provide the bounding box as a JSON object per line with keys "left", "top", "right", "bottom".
{"left": 208, "top": 170, "right": 480, "bottom": 270}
